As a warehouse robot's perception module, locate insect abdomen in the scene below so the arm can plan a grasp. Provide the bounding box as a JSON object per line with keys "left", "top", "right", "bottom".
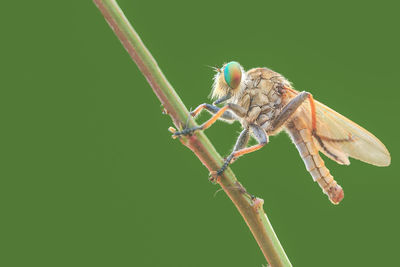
{"left": 286, "top": 117, "right": 344, "bottom": 204}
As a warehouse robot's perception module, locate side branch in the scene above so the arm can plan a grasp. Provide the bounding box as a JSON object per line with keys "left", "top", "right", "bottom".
{"left": 93, "top": 1, "right": 291, "bottom": 266}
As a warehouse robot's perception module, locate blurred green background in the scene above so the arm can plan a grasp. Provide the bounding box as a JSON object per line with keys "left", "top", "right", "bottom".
{"left": 1, "top": 0, "right": 399, "bottom": 266}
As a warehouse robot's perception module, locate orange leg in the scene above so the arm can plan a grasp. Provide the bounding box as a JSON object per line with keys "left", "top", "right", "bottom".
{"left": 202, "top": 105, "right": 229, "bottom": 130}
{"left": 211, "top": 125, "right": 268, "bottom": 179}
{"left": 173, "top": 105, "right": 229, "bottom": 138}
{"left": 190, "top": 103, "right": 207, "bottom": 117}
{"left": 190, "top": 103, "right": 237, "bottom": 120}
{"left": 232, "top": 143, "right": 265, "bottom": 158}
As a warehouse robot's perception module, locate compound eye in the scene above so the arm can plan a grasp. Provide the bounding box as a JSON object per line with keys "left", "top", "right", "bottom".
{"left": 223, "top": 61, "right": 242, "bottom": 89}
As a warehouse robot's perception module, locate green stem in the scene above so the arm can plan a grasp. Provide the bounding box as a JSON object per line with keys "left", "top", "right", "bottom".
{"left": 93, "top": 1, "right": 292, "bottom": 266}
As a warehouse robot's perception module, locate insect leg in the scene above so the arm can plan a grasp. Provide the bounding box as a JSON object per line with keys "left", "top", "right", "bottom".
{"left": 190, "top": 93, "right": 232, "bottom": 118}
{"left": 233, "top": 125, "right": 269, "bottom": 158}
{"left": 227, "top": 103, "right": 247, "bottom": 118}
{"left": 233, "top": 127, "right": 251, "bottom": 151}
{"left": 172, "top": 105, "right": 229, "bottom": 137}
{"left": 190, "top": 103, "right": 236, "bottom": 120}
{"left": 269, "top": 91, "right": 310, "bottom": 131}
{"left": 173, "top": 103, "right": 246, "bottom": 138}
{"left": 213, "top": 92, "right": 232, "bottom": 105}
{"left": 279, "top": 87, "right": 321, "bottom": 137}
{"left": 214, "top": 125, "right": 268, "bottom": 177}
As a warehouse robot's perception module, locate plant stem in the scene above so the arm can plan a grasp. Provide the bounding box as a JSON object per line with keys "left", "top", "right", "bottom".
{"left": 93, "top": 1, "right": 292, "bottom": 266}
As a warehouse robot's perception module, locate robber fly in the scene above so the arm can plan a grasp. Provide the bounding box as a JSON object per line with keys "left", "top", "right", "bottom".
{"left": 170, "top": 61, "right": 391, "bottom": 204}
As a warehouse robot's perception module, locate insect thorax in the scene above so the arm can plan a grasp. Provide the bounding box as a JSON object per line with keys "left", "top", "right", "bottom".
{"left": 231, "top": 68, "right": 290, "bottom": 132}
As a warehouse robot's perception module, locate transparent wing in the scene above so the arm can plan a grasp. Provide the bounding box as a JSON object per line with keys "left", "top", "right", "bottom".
{"left": 288, "top": 89, "right": 391, "bottom": 167}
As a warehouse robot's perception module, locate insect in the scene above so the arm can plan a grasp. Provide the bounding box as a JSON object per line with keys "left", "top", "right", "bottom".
{"left": 171, "top": 61, "right": 391, "bottom": 204}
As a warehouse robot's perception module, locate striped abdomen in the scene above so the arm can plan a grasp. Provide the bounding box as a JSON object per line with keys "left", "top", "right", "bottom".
{"left": 286, "top": 116, "right": 344, "bottom": 204}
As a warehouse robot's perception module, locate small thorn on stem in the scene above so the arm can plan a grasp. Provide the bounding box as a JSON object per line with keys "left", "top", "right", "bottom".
{"left": 208, "top": 171, "right": 221, "bottom": 183}
{"left": 160, "top": 104, "right": 169, "bottom": 115}
{"left": 252, "top": 197, "right": 264, "bottom": 210}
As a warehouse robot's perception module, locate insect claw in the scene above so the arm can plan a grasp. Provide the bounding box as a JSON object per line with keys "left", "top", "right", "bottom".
{"left": 172, "top": 125, "right": 202, "bottom": 139}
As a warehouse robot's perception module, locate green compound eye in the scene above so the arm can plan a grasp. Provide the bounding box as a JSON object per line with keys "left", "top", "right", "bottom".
{"left": 224, "top": 61, "right": 242, "bottom": 89}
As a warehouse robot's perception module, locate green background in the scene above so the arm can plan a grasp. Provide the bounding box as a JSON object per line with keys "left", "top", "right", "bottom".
{"left": 1, "top": 1, "right": 399, "bottom": 266}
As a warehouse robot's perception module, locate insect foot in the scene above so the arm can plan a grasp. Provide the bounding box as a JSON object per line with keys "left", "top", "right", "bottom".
{"left": 209, "top": 154, "right": 234, "bottom": 182}
{"left": 171, "top": 125, "right": 201, "bottom": 139}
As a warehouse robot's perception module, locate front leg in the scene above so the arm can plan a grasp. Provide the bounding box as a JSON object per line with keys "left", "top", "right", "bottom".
{"left": 171, "top": 105, "right": 230, "bottom": 138}
{"left": 213, "top": 92, "right": 232, "bottom": 105}
{"left": 190, "top": 103, "right": 237, "bottom": 121}
{"left": 171, "top": 103, "right": 246, "bottom": 138}
{"left": 189, "top": 94, "right": 232, "bottom": 118}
